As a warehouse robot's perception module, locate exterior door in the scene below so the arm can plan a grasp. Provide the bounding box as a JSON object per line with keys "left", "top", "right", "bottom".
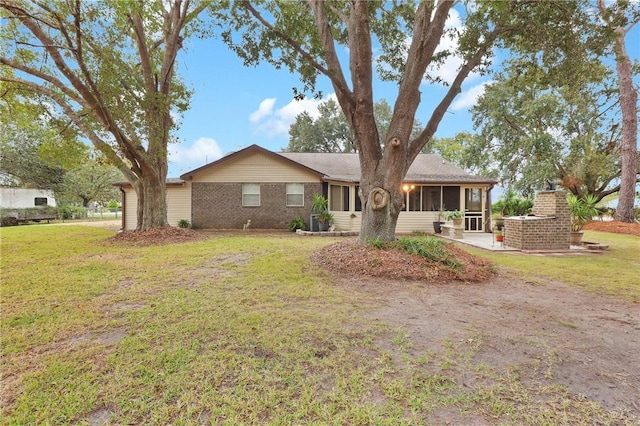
{"left": 464, "top": 187, "right": 483, "bottom": 231}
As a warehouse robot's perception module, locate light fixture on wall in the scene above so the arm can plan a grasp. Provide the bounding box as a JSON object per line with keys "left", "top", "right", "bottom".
{"left": 402, "top": 184, "right": 415, "bottom": 193}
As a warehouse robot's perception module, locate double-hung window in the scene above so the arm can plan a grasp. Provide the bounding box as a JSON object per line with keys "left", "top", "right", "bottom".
{"left": 242, "top": 183, "right": 260, "bottom": 206}
{"left": 286, "top": 183, "right": 304, "bottom": 206}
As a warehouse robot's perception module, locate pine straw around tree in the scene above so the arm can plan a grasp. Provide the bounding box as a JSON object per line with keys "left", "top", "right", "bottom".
{"left": 312, "top": 238, "right": 495, "bottom": 283}
{"left": 583, "top": 220, "right": 640, "bottom": 236}
{"left": 105, "top": 226, "right": 205, "bottom": 246}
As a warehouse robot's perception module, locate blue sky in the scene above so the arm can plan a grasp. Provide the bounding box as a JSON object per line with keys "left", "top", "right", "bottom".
{"left": 167, "top": 8, "right": 639, "bottom": 178}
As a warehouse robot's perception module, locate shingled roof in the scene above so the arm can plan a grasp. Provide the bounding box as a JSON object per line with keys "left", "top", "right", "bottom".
{"left": 278, "top": 152, "right": 496, "bottom": 185}
{"left": 178, "top": 144, "right": 496, "bottom": 185}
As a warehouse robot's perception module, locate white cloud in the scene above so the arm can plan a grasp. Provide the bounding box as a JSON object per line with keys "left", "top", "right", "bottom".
{"left": 249, "top": 94, "right": 338, "bottom": 137}
{"left": 169, "top": 137, "right": 223, "bottom": 172}
{"left": 249, "top": 98, "right": 276, "bottom": 123}
{"left": 424, "top": 8, "right": 486, "bottom": 85}
{"left": 451, "top": 81, "right": 492, "bottom": 111}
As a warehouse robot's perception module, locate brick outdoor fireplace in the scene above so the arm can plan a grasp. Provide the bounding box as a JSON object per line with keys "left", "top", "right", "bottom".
{"left": 503, "top": 190, "right": 570, "bottom": 251}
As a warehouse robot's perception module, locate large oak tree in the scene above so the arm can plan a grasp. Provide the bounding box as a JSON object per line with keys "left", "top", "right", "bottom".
{"left": 0, "top": 0, "right": 208, "bottom": 230}
{"left": 467, "top": 59, "right": 628, "bottom": 201}
{"left": 217, "top": 1, "right": 594, "bottom": 242}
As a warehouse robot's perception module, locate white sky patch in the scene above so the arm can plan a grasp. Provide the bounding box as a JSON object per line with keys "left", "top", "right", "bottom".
{"left": 249, "top": 94, "right": 338, "bottom": 137}
{"left": 249, "top": 98, "right": 276, "bottom": 123}
{"left": 169, "top": 137, "right": 223, "bottom": 172}
{"left": 424, "top": 8, "right": 485, "bottom": 86}
{"left": 451, "top": 81, "right": 492, "bottom": 111}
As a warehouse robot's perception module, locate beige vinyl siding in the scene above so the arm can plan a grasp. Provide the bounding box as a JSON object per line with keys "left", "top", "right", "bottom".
{"left": 331, "top": 211, "right": 361, "bottom": 232}
{"left": 395, "top": 211, "right": 439, "bottom": 233}
{"left": 122, "top": 184, "right": 191, "bottom": 231}
{"left": 192, "top": 151, "right": 319, "bottom": 183}
{"left": 123, "top": 187, "right": 138, "bottom": 231}
{"left": 166, "top": 184, "right": 192, "bottom": 227}
{"left": 333, "top": 211, "right": 440, "bottom": 233}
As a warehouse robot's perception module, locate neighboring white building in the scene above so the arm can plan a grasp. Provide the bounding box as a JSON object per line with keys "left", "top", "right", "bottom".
{"left": 0, "top": 188, "right": 57, "bottom": 208}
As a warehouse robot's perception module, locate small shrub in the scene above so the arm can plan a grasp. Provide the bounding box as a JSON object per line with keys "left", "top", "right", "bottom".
{"left": 397, "top": 236, "right": 460, "bottom": 268}
{"left": 177, "top": 219, "right": 191, "bottom": 229}
{"left": 493, "top": 190, "right": 533, "bottom": 216}
{"left": 287, "top": 216, "right": 307, "bottom": 231}
{"left": 57, "top": 205, "right": 87, "bottom": 219}
{"left": 367, "top": 237, "right": 388, "bottom": 249}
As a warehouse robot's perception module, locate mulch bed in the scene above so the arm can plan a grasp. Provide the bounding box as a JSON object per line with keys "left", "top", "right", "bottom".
{"left": 312, "top": 240, "right": 495, "bottom": 283}
{"left": 583, "top": 220, "right": 640, "bottom": 236}
{"left": 105, "top": 226, "right": 205, "bottom": 246}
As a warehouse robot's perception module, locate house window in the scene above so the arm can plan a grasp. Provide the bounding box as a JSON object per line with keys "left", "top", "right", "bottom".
{"left": 354, "top": 186, "right": 362, "bottom": 211}
{"left": 242, "top": 183, "right": 260, "bottom": 206}
{"left": 34, "top": 197, "right": 48, "bottom": 206}
{"left": 329, "top": 184, "right": 350, "bottom": 211}
{"left": 286, "top": 183, "right": 304, "bottom": 206}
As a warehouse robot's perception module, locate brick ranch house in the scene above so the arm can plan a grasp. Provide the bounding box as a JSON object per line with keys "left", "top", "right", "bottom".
{"left": 114, "top": 144, "right": 497, "bottom": 233}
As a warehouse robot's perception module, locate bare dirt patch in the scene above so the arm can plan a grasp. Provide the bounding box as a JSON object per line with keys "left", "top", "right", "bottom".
{"left": 324, "top": 272, "right": 640, "bottom": 422}
{"left": 313, "top": 240, "right": 639, "bottom": 421}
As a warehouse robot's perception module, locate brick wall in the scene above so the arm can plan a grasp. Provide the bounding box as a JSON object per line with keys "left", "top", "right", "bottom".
{"left": 191, "top": 182, "right": 323, "bottom": 229}
{"left": 504, "top": 191, "right": 570, "bottom": 250}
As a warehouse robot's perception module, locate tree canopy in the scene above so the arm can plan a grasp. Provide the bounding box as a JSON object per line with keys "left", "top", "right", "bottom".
{"left": 0, "top": 0, "right": 209, "bottom": 229}
{"left": 455, "top": 0, "right": 638, "bottom": 214}
{"left": 55, "top": 152, "right": 123, "bottom": 207}
{"left": 467, "top": 59, "right": 625, "bottom": 201}
{"left": 0, "top": 92, "right": 86, "bottom": 190}
{"left": 217, "top": 1, "right": 560, "bottom": 241}
{"left": 285, "top": 98, "right": 424, "bottom": 153}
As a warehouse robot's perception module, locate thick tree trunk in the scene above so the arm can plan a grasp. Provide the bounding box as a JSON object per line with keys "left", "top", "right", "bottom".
{"left": 133, "top": 169, "right": 168, "bottom": 231}
{"left": 357, "top": 140, "right": 408, "bottom": 243}
{"left": 612, "top": 28, "right": 638, "bottom": 223}
{"left": 358, "top": 184, "right": 404, "bottom": 243}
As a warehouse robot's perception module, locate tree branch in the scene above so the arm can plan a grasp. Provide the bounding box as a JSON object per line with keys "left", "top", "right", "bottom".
{"left": 409, "top": 29, "right": 501, "bottom": 161}
{"left": 128, "top": 7, "right": 156, "bottom": 93}
{"left": 242, "top": 2, "right": 332, "bottom": 78}
{"left": 0, "top": 75, "right": 137, "bottom": 181}
{"left": 308, "top": 0, "right": 354, "bottom": 120}
{"left": 0, "top": 57, "right": 85, "bottom": 106}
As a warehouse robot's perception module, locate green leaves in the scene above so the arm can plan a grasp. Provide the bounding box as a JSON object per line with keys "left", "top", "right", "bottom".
{"left": 468, "top": 50, "right": 622, "bottom": 199}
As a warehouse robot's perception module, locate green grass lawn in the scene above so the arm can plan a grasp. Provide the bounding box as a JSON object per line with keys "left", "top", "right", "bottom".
{"left": 1, "top": 226, "right": 636, "bottom": 424}
{"left": 465, "top": 231, "right": 640, "bottom": 302}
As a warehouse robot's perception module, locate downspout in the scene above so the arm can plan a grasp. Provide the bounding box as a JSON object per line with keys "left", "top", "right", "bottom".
{"left": 119, "top": 186, "right": 126, "bottom": 232}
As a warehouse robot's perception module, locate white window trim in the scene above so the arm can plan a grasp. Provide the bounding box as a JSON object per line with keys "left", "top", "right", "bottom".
{"left": 242, "top": 183, "right": 260, "bottom": 207}
{"left": 286, "top": 183, "right": 304, "bottom": 207}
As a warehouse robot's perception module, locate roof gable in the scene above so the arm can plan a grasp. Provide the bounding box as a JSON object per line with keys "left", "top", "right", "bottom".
{"left": 180, "top": 144, "right": 325, "bottom": 181}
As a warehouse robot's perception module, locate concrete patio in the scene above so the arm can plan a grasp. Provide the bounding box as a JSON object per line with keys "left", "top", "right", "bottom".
{"left": 438, "top": 232, "right": 592, "bottom": 253}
